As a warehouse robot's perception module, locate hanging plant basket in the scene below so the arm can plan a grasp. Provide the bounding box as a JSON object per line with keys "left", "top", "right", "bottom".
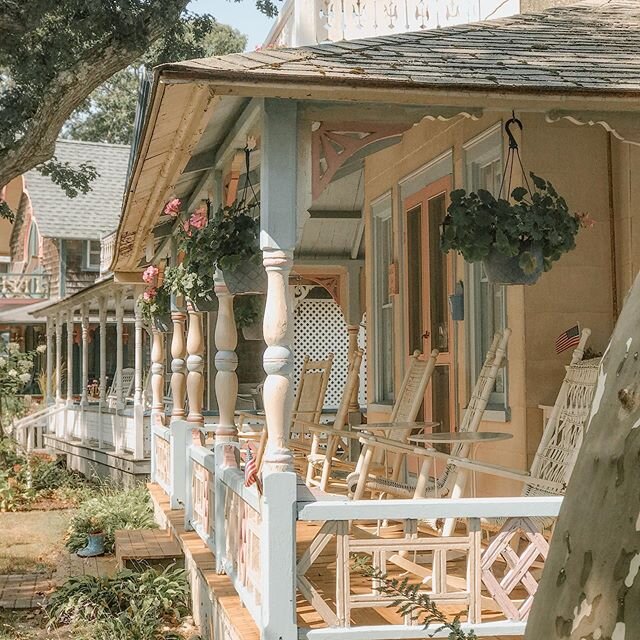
{"left": 223, "top": 261, "right": 267, "bottom": 295}
{"left": 152, "top": 313, "right": 172, "bottom": 333}
{"left": 483, "top": 245, "right": 544, "bottom": 286}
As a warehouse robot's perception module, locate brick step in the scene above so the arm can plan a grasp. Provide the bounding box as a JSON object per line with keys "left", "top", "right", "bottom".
{"left": 115, "top": 529, "right": 184, "bottom": 571}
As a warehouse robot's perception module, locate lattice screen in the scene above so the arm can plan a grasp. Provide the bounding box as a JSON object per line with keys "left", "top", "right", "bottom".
{"left": 293, "top": 298, "right": 366, "bottom": 409}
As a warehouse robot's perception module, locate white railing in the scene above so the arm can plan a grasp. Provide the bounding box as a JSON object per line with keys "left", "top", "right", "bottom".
{"left": 12, "top": 403, "right": 64, "bottom": 451}
{"left": 100, "top": 231, "right": 117, "bottom": 276}
{"left": 0, "top": 273, "right": 49, "bottom": 299}
{"left": 264, "top": 0, "right": 520, "bottom": 48}
{"left": 158, "top": 428, "right": 562, "bottom": 639}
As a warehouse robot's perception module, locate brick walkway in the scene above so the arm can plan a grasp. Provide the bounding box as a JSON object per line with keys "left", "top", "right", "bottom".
{"left": 0, "top": 553, "right": 118, "bottom": 609}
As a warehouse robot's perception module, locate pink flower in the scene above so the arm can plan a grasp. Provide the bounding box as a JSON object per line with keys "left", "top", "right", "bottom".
{"left": 189, "top": 206, "right": 208, "bottom": 230}
{"left": 576, "top": 212, "right": 596, "bottom": 229}
{"left": 143, "top": 287, "right": 157, "bottom": 302}
{"left": 182, "top": 220, "right": 192, "bottom": 237}
{"left": 142, "top": 265, "right": 159, "bottom": 285}
{"left": 164, "top": 198, "right": 182, "bottom": 217}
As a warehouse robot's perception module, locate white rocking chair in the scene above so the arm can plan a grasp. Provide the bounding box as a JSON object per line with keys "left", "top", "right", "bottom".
{"left": 107, "top": 367, "right": 135, "bottom": 409}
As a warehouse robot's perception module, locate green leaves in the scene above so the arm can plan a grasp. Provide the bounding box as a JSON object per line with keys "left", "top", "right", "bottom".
{"left": 440, "top": 173, "right": 585, "bottom": 273}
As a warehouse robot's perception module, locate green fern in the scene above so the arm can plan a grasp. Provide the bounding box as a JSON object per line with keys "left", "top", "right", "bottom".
{"left": 352, "top": 556, "right": 477, "bottom": 640}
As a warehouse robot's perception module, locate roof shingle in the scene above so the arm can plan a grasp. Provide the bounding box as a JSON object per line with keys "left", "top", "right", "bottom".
{"left": 25, "top": 139, "right": 130, "bottom": 240}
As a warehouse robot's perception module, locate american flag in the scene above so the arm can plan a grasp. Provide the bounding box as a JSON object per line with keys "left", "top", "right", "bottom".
{"left": 244, "top": 445, "right": 261, "bottom": 493}
{"left": 555, "top": 324, "right": 581, "bottom": 354}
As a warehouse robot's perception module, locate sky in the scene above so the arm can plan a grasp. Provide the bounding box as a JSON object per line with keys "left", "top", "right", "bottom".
{"left": 191, "top": 0, "right": 279, "bottom": 50}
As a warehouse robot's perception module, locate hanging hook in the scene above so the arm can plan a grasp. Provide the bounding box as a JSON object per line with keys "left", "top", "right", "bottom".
{"left": 505, "top": 111, "right": 523, "bottom": 150}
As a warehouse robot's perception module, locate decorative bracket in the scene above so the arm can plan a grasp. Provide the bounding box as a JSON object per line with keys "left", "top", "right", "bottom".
{"left": 546, "top": 110, "right": 640, "bottom": 147}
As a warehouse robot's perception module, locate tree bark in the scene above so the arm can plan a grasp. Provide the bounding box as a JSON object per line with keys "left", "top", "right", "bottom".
{"left": 0, "top": 0, "right": 189, "bottom": 189}
{"left": 526, "top": 273, "right": 640, "bottom": 639}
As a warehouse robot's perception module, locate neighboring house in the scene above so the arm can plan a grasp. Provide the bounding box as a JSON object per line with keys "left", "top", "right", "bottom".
{"left": 0, "top": 139, "right": 131, "bottom": 392}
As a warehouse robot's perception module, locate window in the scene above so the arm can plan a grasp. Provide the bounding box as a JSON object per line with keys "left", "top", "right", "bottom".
{"left": 464, "top": 125, "right": 508, "bottom": 413}
{"left": 84, "top": 240, "right": 101, "bottom": 271}
{"left": 372, "top": 194, "right": 394, "bottom": 403}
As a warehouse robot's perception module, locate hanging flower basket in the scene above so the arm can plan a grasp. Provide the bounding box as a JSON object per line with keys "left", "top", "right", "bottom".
{"left": 440, "top": 114, "right": 594, "bottom": 286}
{"left": 482, "top": 245, "right": 544, "bottom": 286}
{"left": 223, "top": 261, "right": 267, "bottom": 295}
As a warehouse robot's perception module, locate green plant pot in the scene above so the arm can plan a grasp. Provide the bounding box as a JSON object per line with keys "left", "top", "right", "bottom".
{"left": 223, "top": 261, "right": 267, "bottom": 295}
{"left": 76, "top": 532, "right": 105, "bottom": 557}
{"left": 241, "top": 320, "right": 263, "bottom": 341}
{"left": 153, "top": 314, "right": 171, "bottom": 333}
{"left": 483, "top": 246, "right": 544, "bottom": 285}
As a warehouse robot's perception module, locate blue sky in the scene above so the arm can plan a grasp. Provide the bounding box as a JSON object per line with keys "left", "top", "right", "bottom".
{"left": 191, "top": 0, "right": 278, "bottom": 50}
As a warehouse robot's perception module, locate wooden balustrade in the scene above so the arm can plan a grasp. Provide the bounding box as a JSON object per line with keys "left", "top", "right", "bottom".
{"left": 66, "top": 313, "right": 74, "bottom": 408}
{"left": 186, "top": 303, "right": 205, "bottom": 430}
{"left": 151, "top": 328, "right": 165, "bottom": 426}
{"left": 98, "top": 298, "right": 107, "bottom": 408}
{"left": 80, "top": 304, "right": 89, "bottom": 410}
{"left": 45, "top": 318, "right": 54, "bottom": 405}
{"left": 170, "top": 300, "right": 188, "bottom": 422}
{"left": 55, "top": 315, "right": 63, "bottom": 403}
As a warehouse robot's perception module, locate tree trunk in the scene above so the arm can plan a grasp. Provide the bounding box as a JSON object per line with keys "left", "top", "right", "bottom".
{"left": 525, "top": 273, "right": 640, "bottom": 638}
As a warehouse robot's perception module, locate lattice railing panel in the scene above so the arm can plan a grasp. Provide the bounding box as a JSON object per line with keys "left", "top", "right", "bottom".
{"left": 154, "top": 434, "right": 171, "bottom": 493}
{"left": 191, "top": 460, "right": 214, "bottom": 539}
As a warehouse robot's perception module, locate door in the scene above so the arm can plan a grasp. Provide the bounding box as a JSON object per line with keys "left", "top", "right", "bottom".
{"left": 404, "top": 175, "right": 455, "bottom": 433}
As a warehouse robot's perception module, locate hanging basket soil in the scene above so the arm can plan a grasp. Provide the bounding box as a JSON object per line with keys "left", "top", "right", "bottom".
{"left": 223, "top": 261, "right": 267, "bottom": 295}
{"left": 482, "top": 246, "right": 544, "bottom": 286}
{"left": 152, "top": 314, "right": 172, "bottom": 333}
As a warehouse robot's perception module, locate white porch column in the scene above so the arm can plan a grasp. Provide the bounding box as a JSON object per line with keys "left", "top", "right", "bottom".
{"left": 66, "top": 311, "right": 74, "bottom": 406}
{"left": 98, "top": 297, "right": 107, "bottom": 407}
{"left": 133, "top": 299, "right": 145, "bottom": 458}
{"left": 115, "top": 291, "right": 124, "bottom": 453}
{"left": 186, "top": 303, "right": 205, "bottom": 433}
{"left": 170, "top": 297, "right": 188, "bottom": 422}
{"left": 80, "top": 303, "right": 89, "bottom": 408}
{"left": 260, "top": 99, "right": 298, "bottom": 474}
{"left": 55, "top": 314, "right": 62, "bottom": 404}
{"left": 45, "top": 317, "right": 54, "bottom": 405}
{"left": 214, "top": 277, "right": 238, "bottom": 447}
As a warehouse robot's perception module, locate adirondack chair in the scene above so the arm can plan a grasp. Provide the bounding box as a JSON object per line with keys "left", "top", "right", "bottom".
{"left": 449, "top": 328, "right": 598, "bottom": 532}
{"left": 351, "top": 329, "right": 511, "bottom": 501}
{"left": 238, "top": 353, "right": 334, "bottom": 471}
{"left": 107, "top": 367, "right": 135, "bottom": 408}
{"left": 344, "top": 348, "right": 440, "bottom": 498}
{"left": 304, "top": 348, "right": 364, "bottom": 490}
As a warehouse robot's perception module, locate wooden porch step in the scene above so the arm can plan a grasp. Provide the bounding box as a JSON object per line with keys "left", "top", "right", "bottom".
{"left": 115, "top": 528, "right": 184, "bottom": 571}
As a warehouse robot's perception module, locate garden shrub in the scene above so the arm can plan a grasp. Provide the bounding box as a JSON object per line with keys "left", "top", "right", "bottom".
{"left": 47, "top": 566, "right": 190, "bottom": 639}
{"left": 66, "top": 485, "right": 156, "bottom": 553}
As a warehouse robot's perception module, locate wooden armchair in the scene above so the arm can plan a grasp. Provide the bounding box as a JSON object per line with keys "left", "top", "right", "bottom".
{"left": 346, "top": 348, "right": 440, "bottom": 498}
{"left": 351, "top": 329, "right": 511, "bottom": 501}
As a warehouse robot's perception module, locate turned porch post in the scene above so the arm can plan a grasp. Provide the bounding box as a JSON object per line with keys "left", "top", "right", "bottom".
{"left": 170, "top": 296, "right": 188, "bottom": 422}
{"left": 260, "top": 99, "right": 299, "bottom": 474}
{"left": 115, "top": 292, "right": 124, "bottom": 410}
{"left": 45, "top": 317, "right": 54, "bottom": 405}
{"left": 214, "top": 276, "right": 238, "bottom": 446}
{"left": 55, "top": 314, "right": 62, "bottom": 404}
{"left": 186, "top": 303, "right": 205, "bottom": 431}
{"left": 347, "top": 324, "right": 361, "bottom": 413}
{"left": 150, "top": 328, "right": 165, "bottom": 427}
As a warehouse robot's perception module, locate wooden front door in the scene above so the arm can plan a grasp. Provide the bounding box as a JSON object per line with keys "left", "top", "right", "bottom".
{"left": 404, "top": 175, "right": 455, "bottom": 433}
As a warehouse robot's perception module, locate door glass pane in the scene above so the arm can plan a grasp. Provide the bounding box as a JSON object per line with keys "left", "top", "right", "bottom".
{"left": 428, "top": 193, "right": 448, "bottom": 352}
{"left": 432, "top": 365, "right": 450, "bottom": 435}
{"left": 406, "top": 205, "right": 423, "bottom": 354}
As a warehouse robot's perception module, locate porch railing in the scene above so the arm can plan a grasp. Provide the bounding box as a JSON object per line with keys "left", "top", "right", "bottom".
{"left": 155, "top": 425, "right": 563, "bottom": 639}
{"left": 264, "top": 0, "right": 521, "bottom": 48}
{"left": 0, "top": 273, "right": 49, "bottom": 299}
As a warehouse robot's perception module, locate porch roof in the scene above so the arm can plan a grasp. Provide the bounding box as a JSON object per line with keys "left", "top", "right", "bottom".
{"left": 161, "top": 0, "right": 640, "bottom": 96}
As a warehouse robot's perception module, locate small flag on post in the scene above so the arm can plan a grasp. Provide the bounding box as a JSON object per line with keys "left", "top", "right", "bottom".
{"left": 555, "top": 324, "right": 581, "bottom": 354}
{"left": 244, "top": 445, "right": 262, "bottom": 493}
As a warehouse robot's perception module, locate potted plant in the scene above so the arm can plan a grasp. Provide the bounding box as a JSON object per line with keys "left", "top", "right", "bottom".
{"left": 163, "top": 197, "right": 266, "bottom": 304}
{"left": 138, "top": 265, "right": 171, "bottom": 331}
{"left": 441, "top": 173, "right": 595, "bottom": 285}
{"left": 235, "top": 295, "right": 264, "bottom": 341}
{"left": 76, "top": 515, "right": 105, "bottom": 557}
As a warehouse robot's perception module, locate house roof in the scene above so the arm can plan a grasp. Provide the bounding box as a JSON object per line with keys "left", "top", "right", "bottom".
{"left": 161, "top": 0, "right": 640, "bottom": 96}
{"left": 25, "top": 139, "right": 130, "bottom": 240}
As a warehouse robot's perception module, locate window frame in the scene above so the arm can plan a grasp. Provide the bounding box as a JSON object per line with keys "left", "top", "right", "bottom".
{"left": 371, "top": 192, "right": 395, "bottom": 404}
{"left": 463, "top": 124, "right": 510, "bottom": 417}
{"left": 84, "top": 239, "right": 101, "bottom": 272}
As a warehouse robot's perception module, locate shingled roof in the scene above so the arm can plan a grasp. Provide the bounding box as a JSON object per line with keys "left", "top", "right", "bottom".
{"left": 161, "top": 0, "right": 640, "bottom": 95}
{"left": 25, "top": 139, "right": 130, "bottom": 240}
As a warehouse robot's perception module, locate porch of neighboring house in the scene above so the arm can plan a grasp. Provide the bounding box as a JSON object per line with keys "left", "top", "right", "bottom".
{"left": 24, "top": 278, "right": 152, "bottom": 485}
{"left": 36, "top": 3, "right": 640, "bottom": 638}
